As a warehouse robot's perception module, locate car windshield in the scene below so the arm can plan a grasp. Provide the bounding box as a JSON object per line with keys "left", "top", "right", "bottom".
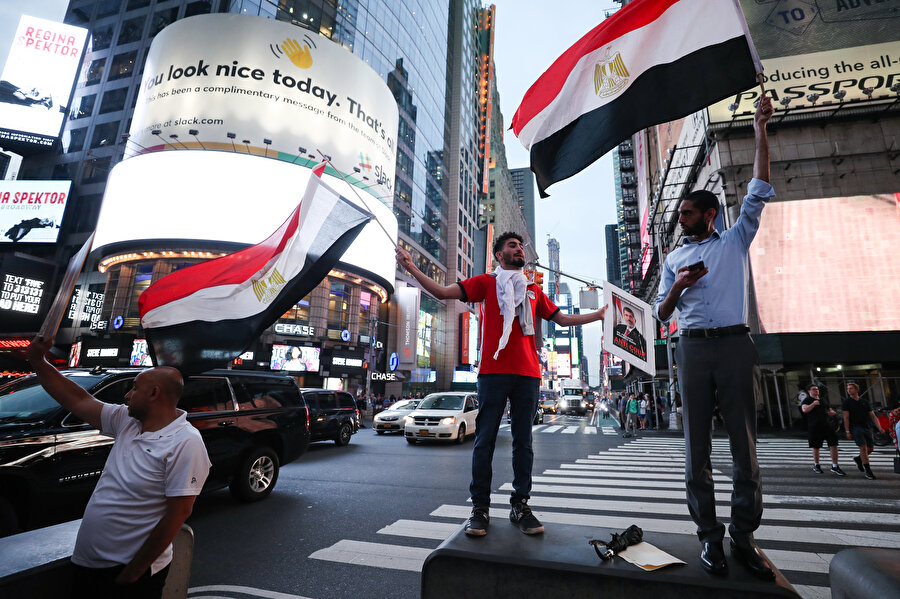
{"left": 563, "top": 388, "right": 581, "bottom": 395}
{"left": 0, "top": 373, "right": 104, "bottom": 424}
{"left": 388, "top": 400, "right": 418, "bottom": 411}
{"left": 417, "top": 394, "right": 464, "bottom": 410}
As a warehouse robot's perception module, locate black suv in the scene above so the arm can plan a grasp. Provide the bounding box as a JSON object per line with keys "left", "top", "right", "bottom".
{"left": 300, "top": 389, "right": 359, "bottom": 446}
{"left": 0, "top": 368, "right": 310, "bottom": 537}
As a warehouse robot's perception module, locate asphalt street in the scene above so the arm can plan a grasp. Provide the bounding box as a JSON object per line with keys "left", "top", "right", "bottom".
{"left": 184, "top": 413, "right": 900, "bottom": 599}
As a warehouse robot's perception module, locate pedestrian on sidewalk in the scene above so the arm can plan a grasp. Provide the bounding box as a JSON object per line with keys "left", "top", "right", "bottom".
{"left": 639, "top": 395, "right": 648, "bottom": 430}
{"left": 397, "top": 232, "right": 606, "bottom": 538}
{"left": 655, "top": 96, "right": 775, "bottom": 580}
{"left": 624, "top": 393, "right": 639, "bottom": 437}
{"left": 841, "top": 381, "right": 884, "bottom": 480}
{"left": 800, "top": 383, "right": 844, "bottom": 476}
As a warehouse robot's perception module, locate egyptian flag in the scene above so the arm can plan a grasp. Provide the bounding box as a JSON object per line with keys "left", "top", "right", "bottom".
{"left": 511, "top": 0, "right": 761, "bottom": 197}
{"left": 138, "top": 163, "right": 373, "bottom": 375}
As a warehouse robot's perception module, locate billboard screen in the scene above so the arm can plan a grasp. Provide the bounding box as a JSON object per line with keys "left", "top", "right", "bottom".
{"left": 0, "top": 255, "right": 54, "bottom": 333}
{"left": 0, "top": 15, "right": 87, "bottom": 148}
{"left": 129, "top": 13, "right": 397, "bottom": 201}
{"left": 0, "top": 180, "right": 69, "bottom": 243}
{"left": 709, "top": 1, "right": 900, "bottom": 122}
{"left": 94, "top": 150, "right": 398, "bottom": 286}
{"left": 270, "top": 344, "right": 320, "bottom": 372}
{"left": 751, "top": 194, "right": 900, "bottom": 333}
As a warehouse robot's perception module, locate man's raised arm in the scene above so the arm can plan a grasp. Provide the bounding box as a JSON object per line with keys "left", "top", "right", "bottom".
{"left": 26, "top": 336, "right": 104, "bottom": 429}
{"left": 551, "top": 305, "right": 607, "bottom": 327}
{"left": 396, "top": 246, "right": 462, "bottom": 301}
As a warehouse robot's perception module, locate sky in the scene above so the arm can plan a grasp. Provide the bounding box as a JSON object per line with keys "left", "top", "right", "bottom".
{"left": 491, "top": 0, "right": 621, "bottom": 385}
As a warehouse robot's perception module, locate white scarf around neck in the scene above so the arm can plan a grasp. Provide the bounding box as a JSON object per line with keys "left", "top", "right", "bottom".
{"left": 492, "top": 266, "right": 534, "bottom": 359}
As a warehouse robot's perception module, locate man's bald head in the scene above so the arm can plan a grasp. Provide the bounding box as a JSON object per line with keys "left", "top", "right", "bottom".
{"left": 143, "top": 366, "right": 184, "bottom": 404}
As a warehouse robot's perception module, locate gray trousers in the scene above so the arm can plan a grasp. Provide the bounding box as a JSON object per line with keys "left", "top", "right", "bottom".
{"left": 675, "top": 333, "right": 763, "bottom": 543}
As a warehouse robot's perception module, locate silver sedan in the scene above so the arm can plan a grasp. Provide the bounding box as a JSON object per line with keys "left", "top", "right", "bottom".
{"left": 373, "top": 399, "right": 420, "bottom": 434}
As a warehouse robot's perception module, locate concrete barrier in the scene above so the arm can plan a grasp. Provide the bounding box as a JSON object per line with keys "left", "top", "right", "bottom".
{"left": 830, "top": 548, "right": 900, "bottom": 599}
{"left": 0, "top": 520, "right": 194, "bottom": 599}
{"left": 422, "top": 521, "right": 799, "bottom": 599}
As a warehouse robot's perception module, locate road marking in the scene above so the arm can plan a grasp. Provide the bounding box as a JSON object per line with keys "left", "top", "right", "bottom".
{"left": 793, "top": 585, "right": 832, "bottom": 599}
{"left": 529, "top": 474, "right": 734, "bottom": 491}
{"left": 309, "top": 539, "right": 431, "bottom": 571}
{"left": 431, "top": 504, "right": 900, "bottom": 548}
{"left": 188, "top": 585, "right": 315, "bottom": 599}
{"left": 561, "top": 426, "right": 580, "bottom": 434}
{"left": 584, "top": 426, "right": 597, "bottom": 435}
{"left": 540, "top": 425, "right": 564, "bottom": 433}
{"left": 377, "top": 519, "right": 460, "bottom": 540}
{"left": 559, "top": 463, "right": 700, "bottom": 474}
{"left": 543, "top": 468, "right": 698, "bottom": 480}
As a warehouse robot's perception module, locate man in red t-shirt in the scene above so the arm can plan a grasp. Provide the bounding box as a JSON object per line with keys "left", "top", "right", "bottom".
{"left": 396, "top": 232, "right": 606, "bottom": 536}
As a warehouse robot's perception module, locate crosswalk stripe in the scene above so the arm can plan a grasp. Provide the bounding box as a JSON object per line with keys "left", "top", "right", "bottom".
{"left": 557, "top": 464, "right": 719, "bottom": 474}
{"left": 562, "top": 426, "right": 580, "bottom": 434}
{"left": 584, "top": 426, "right": 597, "bottom": 434}
{"left": 376, "top": 519, "right": 460, "bottom": 540}
{"left": 793, "top": 585, "right": 832, "bottom": 599}
{"left": 541, "top": 425, "right": 564, "bottom": 433}
{"left": 188, "top": 585, "right": 315, "bottom": 599}
{"left": 530, "top": 474, "right": 734, "bottom": 491}
{"left": 543, "top": 468, "right": 711, "bottom": 480}
{"left": 487, "top": 492, "right": 895, "bottom": 525}
{"left": 431, "top": 504, "right": 900, "bottom": 549}
{"left": 309, "top": 539, "right": 430, "bottom": 571}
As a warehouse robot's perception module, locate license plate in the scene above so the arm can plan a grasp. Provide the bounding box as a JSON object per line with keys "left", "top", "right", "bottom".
{"left": 419, "top": 429, "right": 429, "bottom": 434}
{"left": 383, "top": 424, "right": 394, "bottom": 429}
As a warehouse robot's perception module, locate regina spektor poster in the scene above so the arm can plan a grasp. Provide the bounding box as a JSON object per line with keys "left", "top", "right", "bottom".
{"left": 602, "top": 282, "right": 655, "bottom": 375}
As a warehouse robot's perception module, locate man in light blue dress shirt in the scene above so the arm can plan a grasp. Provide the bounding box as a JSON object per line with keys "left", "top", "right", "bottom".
{"left": 655, "top": 96, "right": 775, "bottom": 580}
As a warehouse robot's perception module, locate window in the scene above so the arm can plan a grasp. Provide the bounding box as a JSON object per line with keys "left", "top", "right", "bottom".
{"left": 52, "top": 162, "right": 77, "bottom": 179}
{"left": 337, "top": 392, "right": 356, "bottom": 409}
{"left": 327, "top": 281, "right": 350, "bottom": 329}
{"left": 91, "top": 122, "right": 119, "bottom": 148}
{"left": 233, "top": 378, "right": 299, "bottom": 410}
{"left": 118, "top": 16, "right": 145, "bottom": 44}
{"left": 81, "top": 157, "right": 111, "bottom": 184}
{"left": 99, "top": 87, "right": 128, "bottom": 114}
{"left": 126, "top": 0, "right": 150, "bottom": 10}
{"left": 63, "top": 126, "right": 88, "bottom": 151}
{"left": 96, "top": 0, "right": 123, "bottom": 18}
{"left": 129, "top": 262, "right": 153, "bottom": 317}
{"left": 358, "top": 290, "right": 372, "bottom": 331}
{"left": 150, "top": 7, "right": 179, "bottom": 37}
{"left": 179, "top": 378, "right": 234, "bottom": 413}
{"left": 94, "top": 378, "right": 134, "bottom": 405}
{"left": 84, "top": 59, "right": 106, "bottom": 85}
{"left": 313, "top": 392, "right": 337, "bottom": 410}
{"left": 185, "top": 1, "right": 212, "bottom": 17}
{"left": 108, "top": 51, "right": 138, "bottom": 81}
{"left": 91, "top": 23, "right": 114, "bottom": 51}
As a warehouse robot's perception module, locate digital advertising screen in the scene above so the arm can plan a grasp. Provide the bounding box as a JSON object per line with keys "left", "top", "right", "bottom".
{"left": 0, "top": 180, "right": 69, "bottom": 243}
{"left": 0, "top": 15, "right": 88, "bottom": 149}
{"left": 751, "top": 194, "right": 900, "bottom": 333}
{"left": 270, "top": 343, "right": 320, "bottom": 372}
{"left": 130, "top": 338, "right": 153, "bottom": 367}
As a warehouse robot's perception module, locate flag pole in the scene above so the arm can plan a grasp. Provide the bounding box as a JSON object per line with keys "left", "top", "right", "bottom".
{"left": 757, "top": 72, "right": 766, "bottom": 95}
{"left": 316, "top": 149, "right": 397, "bottom": 249}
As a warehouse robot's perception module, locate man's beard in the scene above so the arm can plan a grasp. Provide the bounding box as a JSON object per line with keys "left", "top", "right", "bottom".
{"left": 681, "top": 221, "right": 706, "bottom": 237}
{"left": 507, "top": 256, "right": 525, "bottom": 268}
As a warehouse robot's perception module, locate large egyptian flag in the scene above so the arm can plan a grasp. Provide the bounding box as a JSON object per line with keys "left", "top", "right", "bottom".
{"left": 139, "top": 163, "right": 373, "bottom": 375}
{"left": 511, "top": 0, "right": 761, "bottom": 197}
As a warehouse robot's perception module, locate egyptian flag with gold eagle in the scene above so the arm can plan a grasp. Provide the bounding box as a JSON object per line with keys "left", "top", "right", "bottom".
{"left": 511, "top": 0, "right": 761, "bottom": 197}
{"left": 138, "top": 162, "right": 373, "bottom": 375}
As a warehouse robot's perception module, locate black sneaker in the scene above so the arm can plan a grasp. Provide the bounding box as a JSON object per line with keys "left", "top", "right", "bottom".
{"left": 464, "top": 506, "right": 489, "bottom": 536}
{"left": 510, "top": 500, "right": 544, "bottom": 535}
{"left": 830, "top": 465, "right": 846, "bottom": 476}
{"left": 812, "top": 464, "right": 823, "bottom": 474}
{"left": 864, "top": 467, "right": 876, "bottom": 480}
{"left": 853, "top": 455, "right": 864, "bottom": 471}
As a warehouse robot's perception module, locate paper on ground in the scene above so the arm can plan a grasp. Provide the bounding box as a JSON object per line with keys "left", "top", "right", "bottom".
{"left": 618, "top": 541, "right": 685, "bottom": 571}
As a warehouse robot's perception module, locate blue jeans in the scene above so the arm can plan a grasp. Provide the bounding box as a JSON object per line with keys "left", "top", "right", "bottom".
{"left": 470, "top": 374, "right": 539, "bottom": 507}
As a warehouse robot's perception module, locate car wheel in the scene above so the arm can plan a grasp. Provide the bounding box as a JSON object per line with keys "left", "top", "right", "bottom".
{"left": 335, "top": 422, "right": 353, "bottom": 446}
{"left": 0, "top": 496, "right": 21, "bottom": 538}
{"left": 406, "top": 437, "right": 417, "bottom": 444}
{"left": 230, "top": 446, "right": 279, "bottom": 502}
{"left": 455, "top": 423, "right": 466, "bottom": 444}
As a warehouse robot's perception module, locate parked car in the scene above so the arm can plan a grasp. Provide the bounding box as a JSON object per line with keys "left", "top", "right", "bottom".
{"left": 373, "top": 399, "right": 419, "bottom": 434}
{"left": 299, "top": 389, "right": 359, "bottom": 445}
{"left": 0, "top": 368, "right": 311, "bottom": 538}
{"left": 506, "top": 403, "right": 545, "bottom": 425}
{"left": 405, "top": 392, "right": 477, "bottom": 444}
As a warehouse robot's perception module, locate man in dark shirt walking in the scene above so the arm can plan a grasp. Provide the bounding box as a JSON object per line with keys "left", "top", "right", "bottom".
{"left": 800, "top": 384, "right": 844, "bottom": 476}
{"left": 841, "top": 381, "right": 884, "bottom": 480}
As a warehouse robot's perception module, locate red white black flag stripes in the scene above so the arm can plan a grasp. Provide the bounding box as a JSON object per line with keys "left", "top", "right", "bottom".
{"left": 511, "top": 0, "right": 761, "bottom": 197}
{"left": 138, "top": 164, "right": 373, "bottom": 375}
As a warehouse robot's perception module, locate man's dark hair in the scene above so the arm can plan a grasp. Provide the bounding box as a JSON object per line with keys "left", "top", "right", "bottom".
{"left": 807, "top": 382, "right": 819, "bottom": 391}
{"left": 493, "top": 231, "right": 523, "bottom": 257}
{"left": 623, "top": 307, "right": 635, "bottom": 316}
{"left": 683, "top": 190, "right": 720, "bottom": 217}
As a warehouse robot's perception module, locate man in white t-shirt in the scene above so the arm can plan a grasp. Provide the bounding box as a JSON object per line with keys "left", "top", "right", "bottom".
{"left": 28, "top": 336, "right": 211, "bottom": 599}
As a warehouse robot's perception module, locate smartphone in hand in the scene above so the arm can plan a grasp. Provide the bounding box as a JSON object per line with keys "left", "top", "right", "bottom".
{"left": 687, "top": 260, "right": 705, "bottom": 271}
